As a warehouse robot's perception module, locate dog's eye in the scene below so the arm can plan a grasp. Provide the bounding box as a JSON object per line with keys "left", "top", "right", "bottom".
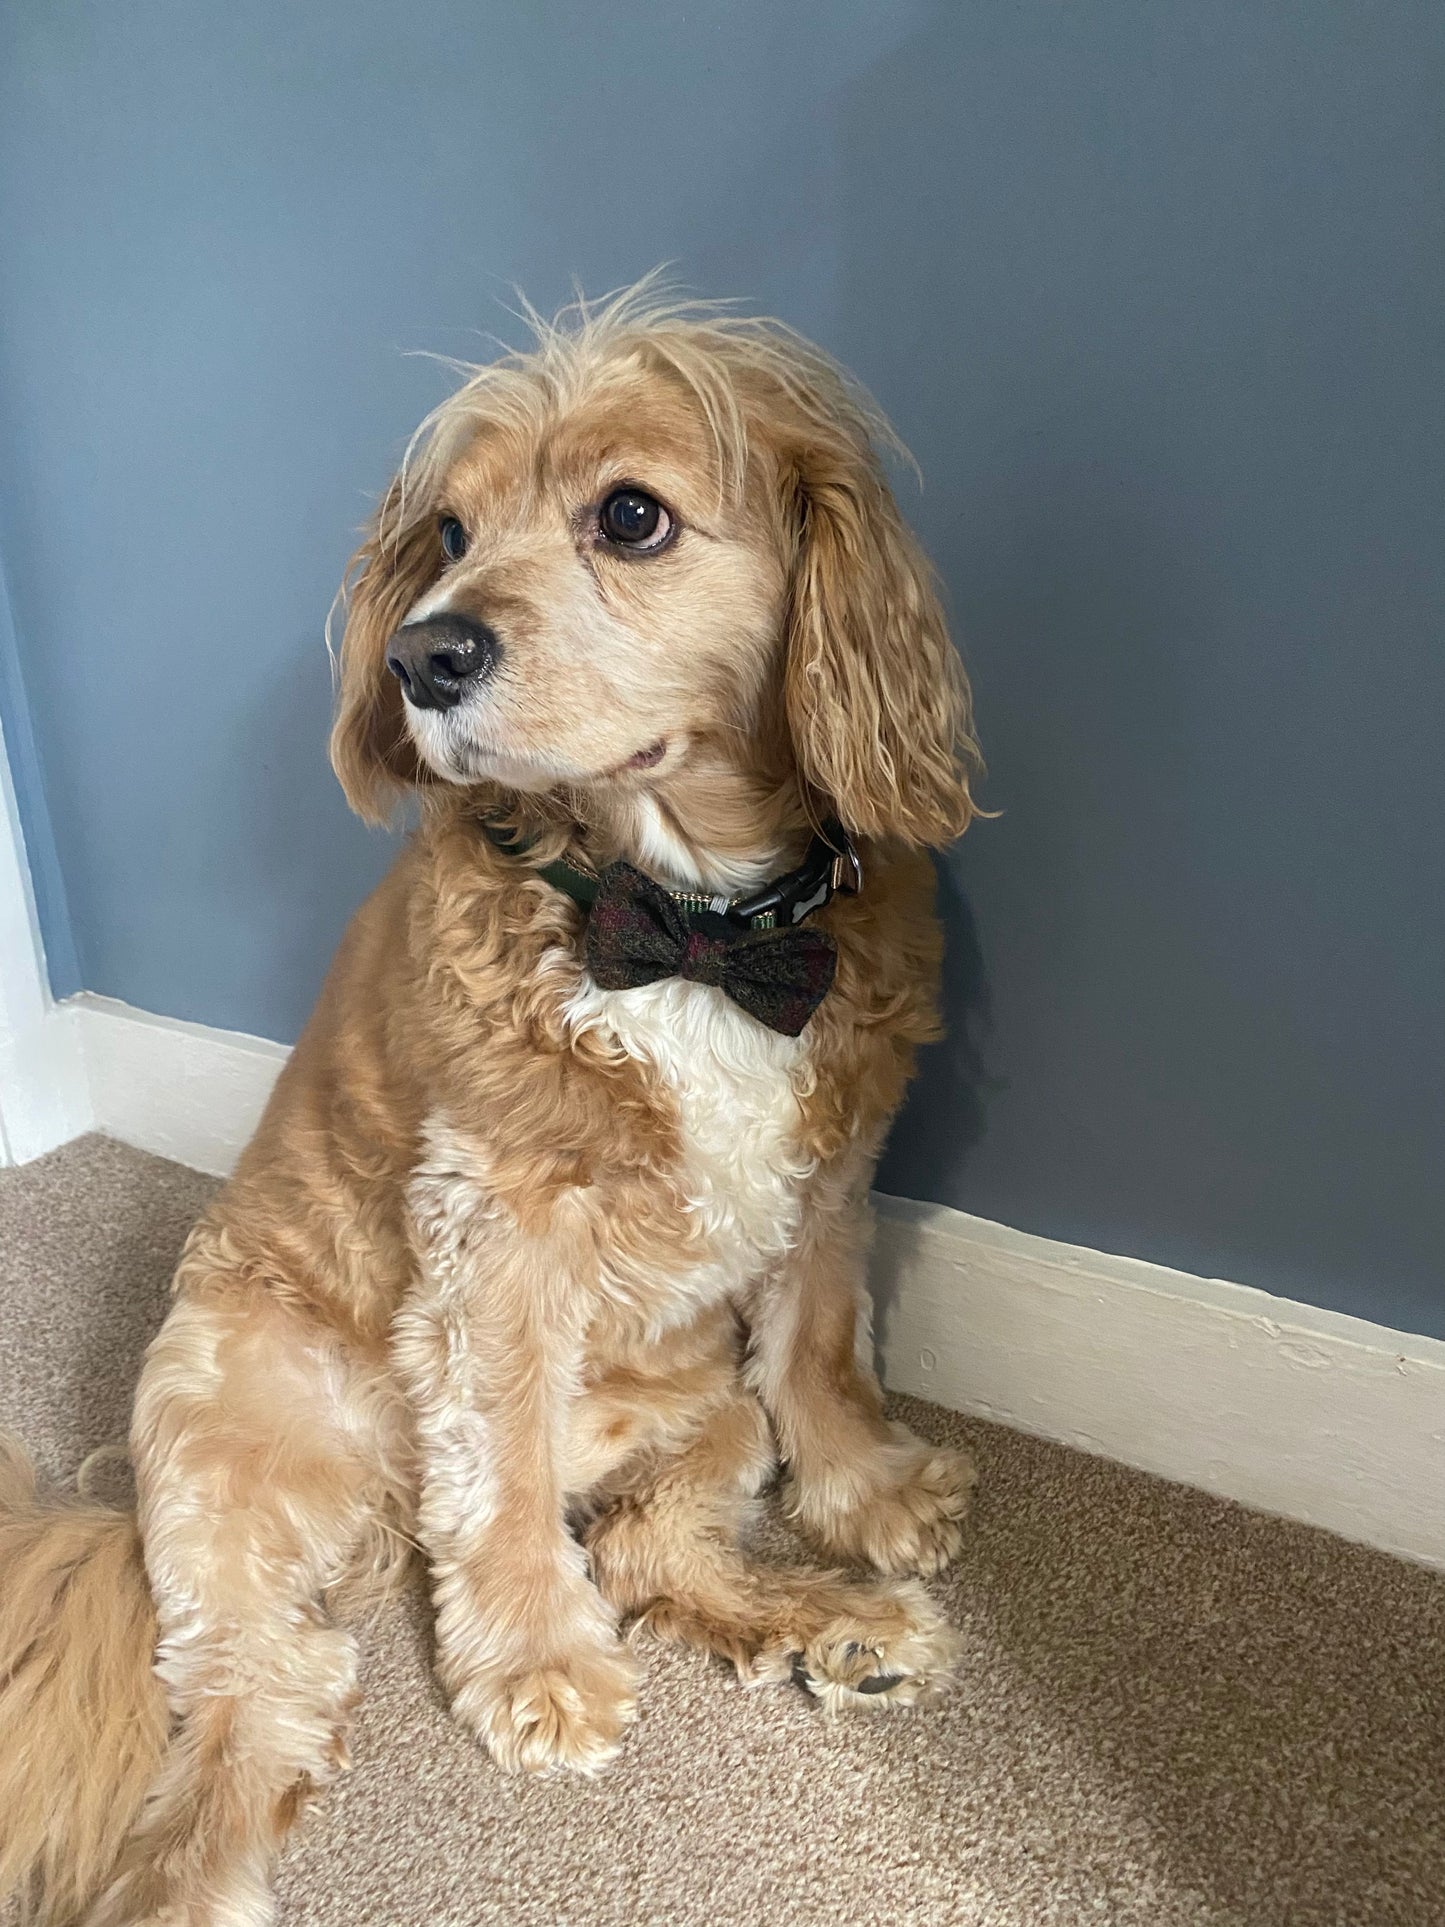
{"left": 438, "top": 516, "right": 469, "bottom": 562}
{"left": 598, "top": 488, "right": 673, "bottom": 552}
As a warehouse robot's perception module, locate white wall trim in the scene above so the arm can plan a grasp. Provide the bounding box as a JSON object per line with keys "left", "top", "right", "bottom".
{"left": 870, "top": 1197, "right": 1445, "bottom": 1571}
{"left": 77, "top": 993, "right": 290, "bottom": 1178}
{"left": 6, "top": 994, "right": 1441, "bottom": 1571}
{"left": 0, "top": 712, "right": 90, "bottom": 1165}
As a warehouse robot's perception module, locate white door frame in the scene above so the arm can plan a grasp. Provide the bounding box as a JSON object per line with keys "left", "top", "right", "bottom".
{"left": 0, "top": 706, "right": 89, "bottom": 1164}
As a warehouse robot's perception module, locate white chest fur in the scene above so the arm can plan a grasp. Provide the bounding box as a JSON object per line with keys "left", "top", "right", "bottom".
{"left": 564, "top": 975, "right": 816, "bottom": 1317}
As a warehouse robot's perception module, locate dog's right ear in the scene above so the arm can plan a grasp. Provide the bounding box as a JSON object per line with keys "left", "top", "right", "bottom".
{"left": 328, "top": 480, "right": 442, "bottom": 824}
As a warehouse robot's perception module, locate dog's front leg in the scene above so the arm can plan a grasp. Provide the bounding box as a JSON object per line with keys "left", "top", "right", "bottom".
{"left": 747, "top": 1163, "right": 975, "bottom": 1577}
{"left": 394, "top": 1147, "right": 638, "bottom": 1775}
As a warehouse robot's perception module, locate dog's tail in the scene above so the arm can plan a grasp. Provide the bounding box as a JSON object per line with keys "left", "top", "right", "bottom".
{"left": 0, "top": 1433, "right": 166, "bottom": 1925}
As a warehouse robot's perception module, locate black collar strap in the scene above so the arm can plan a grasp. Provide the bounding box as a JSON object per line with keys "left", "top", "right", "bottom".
{"left": 480, "top": 816, "right": 862, "bottom": 933}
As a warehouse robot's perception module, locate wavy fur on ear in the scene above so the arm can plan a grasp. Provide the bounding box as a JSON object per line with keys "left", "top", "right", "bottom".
{"left": 329, "top": 480, "right": 442, "bottom": 824}
{"left": 781, "top": 421, "right": 980, "bottom": 850}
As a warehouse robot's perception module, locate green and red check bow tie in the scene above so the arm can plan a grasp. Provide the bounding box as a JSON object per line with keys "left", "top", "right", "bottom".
{"left": 480, "top": 814, "right": 860, "bottom": 1035}
{"left": 585, "top": 862, "right": 837, "bottom": 1037}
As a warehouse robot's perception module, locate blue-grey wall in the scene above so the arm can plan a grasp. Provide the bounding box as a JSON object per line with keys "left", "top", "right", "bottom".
{"left": 1, "top": 2, "right": 1440, "bottom": 1339}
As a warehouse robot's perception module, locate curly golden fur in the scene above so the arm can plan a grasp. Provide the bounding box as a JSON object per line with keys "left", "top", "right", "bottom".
{"left": 0, "top": 283, "right": 981, "bottom": 1926}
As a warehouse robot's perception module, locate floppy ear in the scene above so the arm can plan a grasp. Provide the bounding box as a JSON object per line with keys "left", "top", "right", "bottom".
{"left": 782, "top": 437, "right": 980, "bottom": 848}
{"left": 329, "top": 481, "right": 442, "bottom": 824}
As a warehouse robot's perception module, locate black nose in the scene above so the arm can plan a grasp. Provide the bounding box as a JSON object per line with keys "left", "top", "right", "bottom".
{"left": 386, "top": 614, "right": 500, "bottom": 711}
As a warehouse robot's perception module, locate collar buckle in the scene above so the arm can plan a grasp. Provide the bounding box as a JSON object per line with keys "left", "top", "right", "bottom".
{"left": 830, "top": 831, "right": 863, "bottom": 898}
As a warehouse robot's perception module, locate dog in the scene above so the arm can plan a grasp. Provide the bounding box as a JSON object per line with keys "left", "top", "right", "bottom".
{"left": 0, "top": 284, "right": 982, "bottom": 1926}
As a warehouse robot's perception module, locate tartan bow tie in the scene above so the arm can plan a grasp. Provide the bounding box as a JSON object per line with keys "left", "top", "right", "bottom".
{"left": 585, "top": 862, "right": 837, "bottom": 1036}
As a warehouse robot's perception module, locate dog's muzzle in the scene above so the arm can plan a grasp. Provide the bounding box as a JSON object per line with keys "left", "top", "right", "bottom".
{"left": 386, "top": 614, "right": 500, "bottom": 711}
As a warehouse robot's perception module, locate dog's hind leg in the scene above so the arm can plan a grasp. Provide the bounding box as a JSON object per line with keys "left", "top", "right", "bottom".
{"left": 584, "top": 1386, "right": 961, "bottom": 1713}
{"left": 85, "top": 1277, "right": 400, "bottom": 1927}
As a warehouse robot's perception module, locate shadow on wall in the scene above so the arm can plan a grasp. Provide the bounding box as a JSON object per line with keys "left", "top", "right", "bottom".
{"left": 826, "top": 2, "right": 1024, "bottom": 1209}
{"left": 233, "top": 625, "right": 399, "bottom": 1042}
{"left": 830, "top": 3, "right": 1237, "bottom": 1242}
{"left": 876, "top": 860, "right": 998, "bottom": 1200}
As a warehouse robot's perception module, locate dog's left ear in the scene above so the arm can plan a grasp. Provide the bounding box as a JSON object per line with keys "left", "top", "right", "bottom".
{"left": 329, "top": 481, "right": 441, "bottom": 824}
{"left": 782, "top": 435, "right": 980, "bottom": 848}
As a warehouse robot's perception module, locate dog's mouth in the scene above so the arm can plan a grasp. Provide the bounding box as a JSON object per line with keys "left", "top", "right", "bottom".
{"left": 411, "top": 708, "right": 677, "bottom": 792}
{"left": 591, "top": 737, "right": 682, "bottom": 785}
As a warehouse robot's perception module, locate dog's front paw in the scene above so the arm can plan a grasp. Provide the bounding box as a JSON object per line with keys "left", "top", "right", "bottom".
{"left": 787, "top": 1431, "right": 975, "bottom": 1576}
{"left": 764, "top": 1578, "right": 963, "bottom": 1713}
{"left": 457, "top": 1636, "right": 640, "bottom": 1776}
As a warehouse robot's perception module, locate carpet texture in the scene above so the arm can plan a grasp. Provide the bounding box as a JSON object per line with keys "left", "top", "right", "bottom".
{"left": 1, "top": 1134, "right": 1441, "bottom": 1926}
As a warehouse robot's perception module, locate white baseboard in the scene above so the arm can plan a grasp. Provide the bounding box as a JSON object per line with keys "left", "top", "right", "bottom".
{"left": 9, "top": 995, "right": 1441, "bottom": 1571}
{"left": 870, "top": 1199, "right": 1445, "bottom": 1571}
{"left": 2, "top": 991, "right": 287, "bottom": 1178}
{"left": 78, "top": 993, "right": 289, "bottom": 1178}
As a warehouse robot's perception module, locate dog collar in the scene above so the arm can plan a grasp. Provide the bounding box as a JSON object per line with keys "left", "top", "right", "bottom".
{"left": 480, "top": 815, "right": 862, "bottom": 934}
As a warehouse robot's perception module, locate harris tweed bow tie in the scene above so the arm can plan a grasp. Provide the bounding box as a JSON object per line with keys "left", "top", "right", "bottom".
{"left": 585, "top": 862, "right": 837, "bottom": 1036}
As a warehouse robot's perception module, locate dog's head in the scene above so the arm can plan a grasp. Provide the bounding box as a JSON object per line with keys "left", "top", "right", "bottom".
{"left": 331, "top": 288, "right": 980, "bottom": 856}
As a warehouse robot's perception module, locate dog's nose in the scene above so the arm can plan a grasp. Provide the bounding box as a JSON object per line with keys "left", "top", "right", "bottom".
{"left": 386, "top": 615, "right": 500, "bottom": 711}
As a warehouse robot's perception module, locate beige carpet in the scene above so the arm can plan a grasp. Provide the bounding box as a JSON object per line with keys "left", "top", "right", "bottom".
{"left": 1, "top": 1136, "right": 1441, "bottom": 1926}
